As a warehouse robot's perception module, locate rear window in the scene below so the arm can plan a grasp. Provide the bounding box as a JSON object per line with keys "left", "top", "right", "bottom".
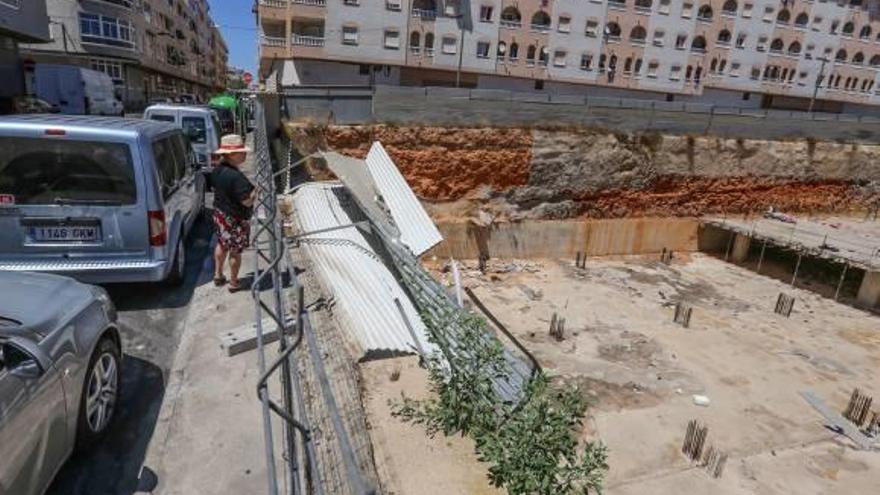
{"left": 0, "top": 137, "right": 136, "bottom": 205}
{"left": 149, "top": 114, "right": 175, "bottom": 123}
{"left": 182, "top": 116, "right": 206, "bottom": 144}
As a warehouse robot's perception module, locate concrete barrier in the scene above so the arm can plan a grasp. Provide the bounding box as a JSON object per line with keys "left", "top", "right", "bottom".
{"left": 428, "top": 217, "right": 699, "bottom": 260}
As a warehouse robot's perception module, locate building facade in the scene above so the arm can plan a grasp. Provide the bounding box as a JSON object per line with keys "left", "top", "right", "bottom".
{"left": 258, "top": 0, "right": 880, "bottom": 111}
{"left": 22, "top": 0, "right": 228, "bottom": 110}
{"left": 0, "top": 0, "right": 50, "bottom": 111}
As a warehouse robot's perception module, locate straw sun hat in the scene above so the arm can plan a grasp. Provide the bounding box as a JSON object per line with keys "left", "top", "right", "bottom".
{"left": 214, "top": 134, "right": 252, "bottom": 155}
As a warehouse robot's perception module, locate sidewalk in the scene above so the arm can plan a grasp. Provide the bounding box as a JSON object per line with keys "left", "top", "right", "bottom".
{"left": 138, "top": 138, "right": 282, "bottom": 494}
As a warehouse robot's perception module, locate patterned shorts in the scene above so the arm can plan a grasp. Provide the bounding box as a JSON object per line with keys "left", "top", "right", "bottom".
{"left": 213, "top": 210, "right": 250, "bottom": 254}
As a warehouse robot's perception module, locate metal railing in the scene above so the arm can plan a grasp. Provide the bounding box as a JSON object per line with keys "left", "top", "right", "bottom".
{"left": 262, "top": 35, "right": 287, "bottom": 47}
{"left": 412, "top": 8, "right": 437, "bottom": 18}
{"left": 250, "top": 96, "right": 376, "bottom": 495}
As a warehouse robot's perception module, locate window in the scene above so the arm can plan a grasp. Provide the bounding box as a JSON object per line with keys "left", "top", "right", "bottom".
{"left": 585, "top": 19, "right": 599, "bottom": 37}
{"left": 853, "top": 52, "right": 864, "bottom": 65}
{"left": 630, "top": 25, "right": 647, "bottom": 43}
{"left": 534, "top": 79, "right": 544, "bottom": 90}
{"left": 153, "top": 138, "right": 180, "bottom": 199}
{"left": 669, "top": 64, "right": 682, "bottom": 80}
{"left": 762, "top": 6, "right": 774, "bottom": 22}
{"left": 675, "top": 33, "right": 687, "bottom": 49}
{"left": 531, "top": 11, "right": 551, "bottom": 31}
{"left": 730, "top": 61, "right": 741, "bottom": 76}
{"left": 79, "top": 12, "right": 134, "bottom": 49}
{"left": 788, "top": 41, "right": 801, "bottom": 55}
{"left": 509, "top": 42, "right": 518, "bottom": 59}
{"left": 690, "top": 35, "right": 706, "bottom": 52}
{"left": 842, "top": 22, "right": 854, "bottom": 35}
{"left": 90, "top": 58, "right": 124, "bottom": 85}
{"left": 476, "top": 41, "right": 490, "bottom": 58}
{"left": 558, "top": 15, "right": 571, "bottom": 33}
{"left": 580, "top": 53, "right": 593, "bottom": 70}
{"left": 750, "top": 67, "right": 760, "bottom": 80}
{"left": 770, "top": 38, "right": 783, "bottom": 53}
{"left": 441, "top": 36, "right": 457, "bottom": 54}
{"left": 410, "top": 31, "right": 421, "bottom": 52}
{"left": 717, "top": 29, "right": 731, "bottom": 45}
{"left": 836, "top": 48, "right": 847, "bottom": 62}
{"left": 830, "top": 20, "right": 839, "bottom": 34}
{"left": 735, "top": 32, "right": 746, "bottom": 48}
{"left": 697, "top": 4, "right": 713, "bottom": 21}
{"left": 756, "top": 35, "right": 767, "bottom": 51}
{"left": 479, "top": 5, "right": 492, "bottom": 22}
{"left": 424, "top": 32, "right": 435, "bottom": 55}
{"left": 605, "top": 22, "right": 621, "bottom": 39}
{"left": 682, "top": 2, "right": 693, "bottom": 18}
{"left": 635, "top": 0, "right": 652, "bottom": 11}
{"left": 553, "top": 50, "right": 567, "bottom": 67}
{"left": 342, "top": 25, "right": 359, "bottom": 45}
{"left": 0, "top": 138, "right": 136, "bottom": 205}
{"left": 860, "top": 25, "right": 871, "bottom": 39}
{"left": 658, "top": 0, "right": 670, "bottom": 14}
{"left": 776, "top": 9, "right": 790, "bottom": 24}
{"left": 742, "top": 2, "right": 752, "bottom": 17}
{"left": 384, "top": 29, "right": 400, "bottom": 49}
{"left": 496, "top": 41, "right": 506, "bottom": 58}
{"left": 722, "top": 0, "right": 737, "bottom": 15}
{"left": 647, "top": 60, "right": 659, "bottom": 77}
{"left": 182, "top": 117, "right": 207, "bottom": 145}
{"left": 871, "top": 54, "right": 880, "bottom": 67}
{"left": 444, "top": 0, "right": 459, "bottom": 16}
{"left": 795, "top": 12, "right": 808, "bottom": 27}
{"left": 653, "top": 29, "right": 665, "bottom": 46}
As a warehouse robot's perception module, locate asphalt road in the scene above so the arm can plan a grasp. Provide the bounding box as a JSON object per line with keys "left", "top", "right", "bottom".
{"left": 46, "top": 210, "right": 217, "bottom": 495}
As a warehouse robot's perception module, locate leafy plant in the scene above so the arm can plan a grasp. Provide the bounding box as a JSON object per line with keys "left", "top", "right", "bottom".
{"left": 391, "top": 311, "right": 609, "bottom": 494}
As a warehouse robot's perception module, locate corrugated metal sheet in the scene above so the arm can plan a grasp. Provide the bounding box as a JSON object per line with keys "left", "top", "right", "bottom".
{"left": 365, "top": 142, "right": 443, "bottom": 256}
{"left": 291, "top": 182, "right": 436, "bottom": 359}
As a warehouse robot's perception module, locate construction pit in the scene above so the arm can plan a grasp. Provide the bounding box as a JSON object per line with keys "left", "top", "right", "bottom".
{"left": 280, "top": 122, "right": 880, "bottom": 494}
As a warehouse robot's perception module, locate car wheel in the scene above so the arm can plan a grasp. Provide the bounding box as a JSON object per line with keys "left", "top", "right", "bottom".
{"left": 165, "top": 234, "right": 186, "bottom": 286}
{"left": 75, "top": 337, "right": 120, "bottom": 450}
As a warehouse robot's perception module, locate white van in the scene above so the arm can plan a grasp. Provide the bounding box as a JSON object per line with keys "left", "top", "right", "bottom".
{"left": 34, "top": 64, "right": 124, "bottom": 116}
{"left": 143, "top": 105, "right": 221, "bottom": 168}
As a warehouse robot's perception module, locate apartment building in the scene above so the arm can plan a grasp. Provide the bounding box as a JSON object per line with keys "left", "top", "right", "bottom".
{"left": 22, "top": 0, "right": 228, "bottom": 109}
{"left": 258, "top": 0, "right": 880, "bottom": 111}
{"left": 0, "top": 0, "right": 50, "bottom": 111}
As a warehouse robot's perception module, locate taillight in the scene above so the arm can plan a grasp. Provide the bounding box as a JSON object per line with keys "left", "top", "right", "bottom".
{"left": 148, "top": 210, "right": 166, "bottom": 246}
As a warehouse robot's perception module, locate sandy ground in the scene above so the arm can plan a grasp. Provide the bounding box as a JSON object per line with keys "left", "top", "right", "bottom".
{"left": 437, "top": 253, "right": 880, "bottom": 494}
{"left": 360, "top": 356, "right": 503, "bottom": 495}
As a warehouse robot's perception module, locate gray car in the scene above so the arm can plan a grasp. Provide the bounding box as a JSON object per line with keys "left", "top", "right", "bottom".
{"left": 0, "top": 115, "right": 204, "bottom": 284}
{"left": 0, "top": 271, "right": 121, "bottom": 495}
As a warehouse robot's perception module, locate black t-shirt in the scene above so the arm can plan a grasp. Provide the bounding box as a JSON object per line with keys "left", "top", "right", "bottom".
{"left": 210, "top": 162, "right": 254, "bottom": 219}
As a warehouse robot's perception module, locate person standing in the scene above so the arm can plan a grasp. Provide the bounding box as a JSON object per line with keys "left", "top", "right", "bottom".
{"left": 210, "top": 134, "right": 256, "bottom": 292}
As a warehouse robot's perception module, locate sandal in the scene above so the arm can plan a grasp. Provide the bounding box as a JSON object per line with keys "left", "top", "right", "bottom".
{"left": 213, "top": 276, "right": 227, "bottom": 286}
{"left": 228, "top": 283, "right": 243, "bottom": 293}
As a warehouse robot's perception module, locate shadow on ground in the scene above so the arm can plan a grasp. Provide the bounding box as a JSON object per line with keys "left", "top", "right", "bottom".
{"left": 46, "top": 212, "right": 216, "bottom": 495}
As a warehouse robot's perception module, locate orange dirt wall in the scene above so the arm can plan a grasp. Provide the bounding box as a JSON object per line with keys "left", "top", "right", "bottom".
{"left": 321, "top": 126, "right": 532, "bottom": 200}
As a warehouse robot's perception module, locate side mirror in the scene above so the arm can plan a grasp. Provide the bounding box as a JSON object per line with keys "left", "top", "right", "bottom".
{"left": 10, "top": 359, "right": 42, "bottom": 380}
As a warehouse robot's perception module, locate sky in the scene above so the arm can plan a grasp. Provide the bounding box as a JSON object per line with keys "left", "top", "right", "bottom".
{"left": 208, "top": 0, "right": 258, "bottom": 76}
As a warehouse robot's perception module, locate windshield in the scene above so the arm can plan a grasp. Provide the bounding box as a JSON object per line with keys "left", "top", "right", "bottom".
{"left": 0, "top": 137, "right": 136, "bottom": 205}
{"left": 149, "top": 114, "right": 175, "bottom": 123}
{"left": 182, "top": 116, "right": 207, "bottom": 144}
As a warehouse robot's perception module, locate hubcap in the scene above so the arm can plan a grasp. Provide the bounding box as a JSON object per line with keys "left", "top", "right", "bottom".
{"left": 85, "top": 352, "right": 118, "bottom": 433}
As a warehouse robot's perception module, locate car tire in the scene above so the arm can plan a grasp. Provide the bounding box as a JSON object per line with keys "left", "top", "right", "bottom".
{"left": 165, "top": 234, "right": 186, "bottom": 287}
{"left": 75, "top": 337, "right": 121, "bottom": 451}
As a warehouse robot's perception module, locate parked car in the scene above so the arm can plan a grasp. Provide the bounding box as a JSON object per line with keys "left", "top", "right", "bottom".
{"left": 0, "top": 271, "right": 121, "bottom": 495}
{"left": 143, "top": 104, "right": 221, "bottom": 168}
{"left": 33, "top": 64, "right": 124, "bottom": 116}
{"left": 13, "top": 96, "right": 61, "bottom": 114}
{"left": 0, "top": 115, "right": 205, "bottom": 284}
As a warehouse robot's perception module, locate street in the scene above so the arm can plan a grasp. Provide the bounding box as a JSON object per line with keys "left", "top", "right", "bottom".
{"left": 46, "top": 212, "right": 216, "bottom": 494}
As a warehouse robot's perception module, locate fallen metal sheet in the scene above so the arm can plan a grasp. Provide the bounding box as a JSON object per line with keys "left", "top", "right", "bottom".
{"left": 800, "top": 390, "right": 876, "bottom": 450}
{"left": 290, "top": 182, "right": 436, "bottom": 359}
{"left": 365, "top": 142, "right": 442, "bottom": 256}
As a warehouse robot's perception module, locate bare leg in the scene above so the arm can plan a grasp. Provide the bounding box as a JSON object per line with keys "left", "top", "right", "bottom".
{"left": 229, "top": 252, "right": 242, "bottom": 286}
{"left": 214, "top": 243, "right": 228, "bottom": 280}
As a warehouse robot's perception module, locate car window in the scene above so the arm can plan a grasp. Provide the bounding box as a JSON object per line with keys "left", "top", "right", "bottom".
{"left": 0, "top": 137, "right": 136, "bottom": 205}
{"left": 149, "top": 114, "right": 175, "bottom": 123}
{"left": 152, "top": 138, "right": 179, "bottom": 199}
{"left": 181, "top": 116, "right": 207, "bottom": 144}
{"left": 169, "top": 134, "right": 189, "bottom": 178}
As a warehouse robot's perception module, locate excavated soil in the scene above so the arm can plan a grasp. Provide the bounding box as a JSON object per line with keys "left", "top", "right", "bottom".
{"left": 286, "top": 123, "right": 880, "bottom": 219}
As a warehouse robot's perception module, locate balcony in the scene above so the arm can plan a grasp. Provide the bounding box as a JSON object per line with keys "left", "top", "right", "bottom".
{"left": 500, "top": 20, "right": 521, "bottom": 29}
{"left": 261, "top": 35, "right": 286, "bottom": 47}
{"left": 292, "top": 34, "right": 324, "bottom": 47}
{"left": 260, "top": 0, "right": 287, "bottom": 5}
{"left": 412, "top": 9, "right": 437, "bottom": 19}
{"left": 294, "top": 0, "right": 326, "bottom": 5}
{"left": 530, "top": 23, "right": 551, "bottom": 33}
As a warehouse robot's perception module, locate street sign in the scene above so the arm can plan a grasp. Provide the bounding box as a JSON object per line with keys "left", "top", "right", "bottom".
{"left": 243, "top": 72, "right": 253, "bottom": 85}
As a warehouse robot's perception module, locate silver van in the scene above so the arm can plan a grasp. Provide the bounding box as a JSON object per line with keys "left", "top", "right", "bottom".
{"left": 143, "top": 104, "right": 222, "bottom": 168}
{"left": 0, "top": 115, "right": 205, "bottom": 284}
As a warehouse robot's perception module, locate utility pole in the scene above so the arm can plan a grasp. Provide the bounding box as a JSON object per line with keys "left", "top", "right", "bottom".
{"left": 808, "top": 57, "right": 828, "bottom": 113}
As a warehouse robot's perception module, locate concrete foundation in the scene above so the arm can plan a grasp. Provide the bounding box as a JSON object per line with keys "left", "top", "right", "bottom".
{"left": 857, "top": 270, "right": 880, "bottom": 308}
{"left": 731, "top": 234, "right": 751, "bottom": 263}
{"left": 428, "top": 218, "right": 699, "bottom": 260}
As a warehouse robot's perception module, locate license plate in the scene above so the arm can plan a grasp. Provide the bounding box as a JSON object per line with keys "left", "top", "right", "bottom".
{"left": 28, "top": 225, "right": 100, "bottom": 243}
